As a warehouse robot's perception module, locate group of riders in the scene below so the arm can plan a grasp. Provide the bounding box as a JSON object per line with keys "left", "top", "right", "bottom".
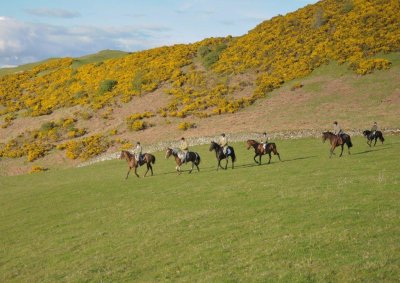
{"left": 131, "top": 132, "right": 270, "bottom": 165}
{"left": 333, "top": 120, "right": 380, "bottom": 142}
{"left": 131, "top": 121, "right": 381, "bottom": 164}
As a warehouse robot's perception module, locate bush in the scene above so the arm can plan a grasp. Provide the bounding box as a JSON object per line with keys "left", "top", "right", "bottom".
{"left": 178, "top": 122, "right": 196, "bottom": 131}
{"left": 30, "top": 166, "right": 47, "bottom": 174}
{"left": 131, "top": 120, "right": 148, "bottom": 131}
{"left": 99, "top": 79, "right": 118, "bottom": 94}
{"left": 65, "top": 134, "right": 109, "bottom": 160}
{"left": 40, "top": 121, "right": 56, "bottom": 132}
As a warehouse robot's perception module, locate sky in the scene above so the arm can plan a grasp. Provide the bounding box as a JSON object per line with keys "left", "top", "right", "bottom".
{"left": 0, "top": 0, "right": 318, "bottom": 67}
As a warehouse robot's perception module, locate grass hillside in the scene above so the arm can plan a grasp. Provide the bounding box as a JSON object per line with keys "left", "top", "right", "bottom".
{"left": 1, "top": 137, "right": 399, "bottom": 281}
{"left": 0, "top": 0, "right": 399, "bottom": 175}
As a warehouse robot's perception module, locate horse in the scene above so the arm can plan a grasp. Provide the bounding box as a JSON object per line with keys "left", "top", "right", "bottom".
{"left": 246, "top": 140, "right": 281, "bottom": 164}
{"left": 322, "top": 132, "right": 353, "bottom": 158}
{"left": 165, "top": 148, "right": 200, "bottom": 174}
{"left": 209, "top": 141, "right": 236, "bottom": 170}
{"left": 120, "top": 150, "right": 156, "bottom": 179}
{"left": 363, "top": 130, "right": 384, "bottom": 147}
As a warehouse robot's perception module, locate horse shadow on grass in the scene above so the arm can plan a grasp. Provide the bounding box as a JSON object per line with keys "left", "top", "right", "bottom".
{"left": 352, "top": 146, "right": 390, "bottom": 156}
{"left": 280, "top": 155, "right": 317, "bottom": 162}
{"left": 154, "top": 155, "right": 319, "bottom": 176}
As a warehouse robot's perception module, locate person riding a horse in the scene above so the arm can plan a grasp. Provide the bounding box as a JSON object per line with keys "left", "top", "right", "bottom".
{"left": 261, "top": 132, "right": 268, "bottom": 152}
{"left": 133, "top": 141, "right": 143, "bottom": 163}
{"left": 219, "top": 133, "right": 228, "bottom": 155}
{"left": 179, "top": 137, "right": 189, "bottom": 163}
{"left": 371, "top": 121, "right": 379, "bottom": 137}
{"left": 333, "top": 121, "right": 344, "bottom": 142}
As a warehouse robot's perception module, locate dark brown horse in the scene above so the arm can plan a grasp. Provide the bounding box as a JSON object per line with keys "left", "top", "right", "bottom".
{"left": 363, "top": 130, "right": 384, "bottom": 147}
{"left": 165, "top": 148, "right": 200, "bottom": 174}
{"left": 120, "top": 150, "right": 155, "bottom": 179}
{"left": 246, "top": 140, "right": 281, "bottom": 164}
{"left": 322, "top": 132, "right": 353, "bottom": 158}
{"left": 209, "top": 141, "right": 236, "bottom": 170}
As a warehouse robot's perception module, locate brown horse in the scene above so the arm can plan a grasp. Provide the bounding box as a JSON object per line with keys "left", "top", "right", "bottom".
{"left": 246, "top": 140, "right": 281, "bottom": 164}
{"left": 165, "top": 148, "right": 200, "bottom": 174}
{"left": 322, "top": 132, "right": 353, "bottom": 158}
{"left": 120, "top": 150, "right": 156, "bottom": 179}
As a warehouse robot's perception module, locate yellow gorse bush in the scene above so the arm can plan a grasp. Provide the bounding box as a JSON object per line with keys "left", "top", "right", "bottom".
{"left": 1, "top": 0, "right": 398, "bottom": 119}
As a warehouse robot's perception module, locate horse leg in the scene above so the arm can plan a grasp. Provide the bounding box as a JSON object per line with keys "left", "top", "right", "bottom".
{"left": 339, "top": 144, "right": 344, "bottom": 157}
{"left": 218, "top": 159, "right": 225, "bottom": 170}
{"left": 268, "top": 153, "right": 271, "bottom": 164}
{"left": 259, "top": 155, "right": 262, "bottom": 165}
{"left": 125, "top": 168, "right": 131, "bottom": 180}
{"left": 175, "top": 165, "right": 179, "bottom": 175}
{"left": 150, "top": 164, "right": 153, "bottom": 176}
{"left": 330, "top": 145, "right": 335, "bottom": 158}
{"left": 144, "top": 164, "right": 149, "bottom": 177}
{"left": 189, "top": 162, "right": 194, "bottom": 174}
{"left": 254, "top": 154, "right": 259, "bottom": 164}
{"left": 374, "top": 138, "right": 377, "bottom": 146}
{"left": 231, "top": 157, "right": 234, "bottom": 169}
{"left": 134, "top": 167, "right": 140, "bottom": 178}
{"left": 225, "top": 159, "right": 228, "bottom": 170}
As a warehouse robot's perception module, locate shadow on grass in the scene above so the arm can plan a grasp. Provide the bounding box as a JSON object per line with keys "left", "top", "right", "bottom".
{"left": 153, "top": 155, "right": 319, "bottom": 176}
{"left": 281, "top": 155, "right": 317, "bottom": 162}
{"left": 352, "top": 147, "right": 390, "bottom": 156}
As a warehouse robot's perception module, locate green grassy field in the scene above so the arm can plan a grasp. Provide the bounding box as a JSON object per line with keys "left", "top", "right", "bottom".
{"left": 1, "top": 136, "right": 399, "bottom": 282}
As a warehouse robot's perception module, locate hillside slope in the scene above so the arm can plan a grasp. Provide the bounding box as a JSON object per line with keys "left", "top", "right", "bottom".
{"left": 0, "top": 0, "right": 399, "bottom": 175}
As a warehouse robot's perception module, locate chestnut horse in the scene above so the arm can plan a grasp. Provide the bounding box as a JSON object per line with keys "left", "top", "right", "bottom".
{"left": 120, "top": 150, "right": 155, "bottom": 179}
{"left": 246, "top": 140, "right": 281, "bottom": 164}
{"left": 165, "top": 148, "right": 200, "bottom": 174}
{"left": 322, "top": 132, "right": 353, "bottom": 158}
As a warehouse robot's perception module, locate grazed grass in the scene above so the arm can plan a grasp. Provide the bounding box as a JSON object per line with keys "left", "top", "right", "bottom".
{"left": 0, "top": 136, "right": 399, "bottom": 282}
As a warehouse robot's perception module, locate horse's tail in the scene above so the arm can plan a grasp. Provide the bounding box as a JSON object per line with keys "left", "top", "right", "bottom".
{"left": 195, "top": 153, "right": 201, "bottom": 165}
{"left": 231, "top": 149, "right": 237, "bottom": 162}
{"left": 151, "top": 155, "right": 156, "bottom": 164}
{"left": 346, "top": 138, "right": 353, "bottom": 148}
{"left": 379, "top": 133, "right": 385, "bottom": 143}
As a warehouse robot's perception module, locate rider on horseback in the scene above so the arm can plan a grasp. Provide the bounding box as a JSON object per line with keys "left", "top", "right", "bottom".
{"left": 261, "top": 132, "right": 268, "bottom": 151}
{"left": 133, "top": 141, "right": 142, "bottom": 163}
{"left": 179, "top": 137, "right": 189, "bottom": 163}
{"left": 219, "top": 133, "right": 228, "bottom": 155}
{"left": 371, "top": 121, "right": 379, "bottom": 137}
{"left": 333, "top": 121, "right": 344, "bottom": 141}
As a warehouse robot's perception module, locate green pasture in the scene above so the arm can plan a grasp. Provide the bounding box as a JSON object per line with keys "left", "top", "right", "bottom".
{"left": 1, "top": 136, "right": 399, "bottom": 282}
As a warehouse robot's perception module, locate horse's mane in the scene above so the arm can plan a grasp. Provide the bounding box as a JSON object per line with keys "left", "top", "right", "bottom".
{"left": 168, "top": 148, "right": 179, "bottom": 155}
{"left": 322, "top": 131, "right": 336, "bottom": 137}
{"left": 122, "top": 150, "right": 132, "bottom": 156}
{"left": 121, "top": 150, "right": 133, "bottom": 158}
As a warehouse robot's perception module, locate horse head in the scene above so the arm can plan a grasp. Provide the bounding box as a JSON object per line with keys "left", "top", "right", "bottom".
{"left": 120, "top": 150, "right": 127, "bottom": 159}
{"left": 209, "top": 141, "right": 218, "bottom": 151}
{"left": 362, "top": 130, "right": 369, "bottom": 137}
{"left": 165, "top": 148, "right": 172, "bottom": 159}
{"left": 246, "top": 140, "right": 254, "bottom": 150}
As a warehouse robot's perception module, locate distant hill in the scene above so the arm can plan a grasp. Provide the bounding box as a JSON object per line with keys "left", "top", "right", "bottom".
{"left": 0, "top": 50, "right": 129, "bottom": 77}
{"left": 0, "top": 0, "right": 399, "bottom": 175}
